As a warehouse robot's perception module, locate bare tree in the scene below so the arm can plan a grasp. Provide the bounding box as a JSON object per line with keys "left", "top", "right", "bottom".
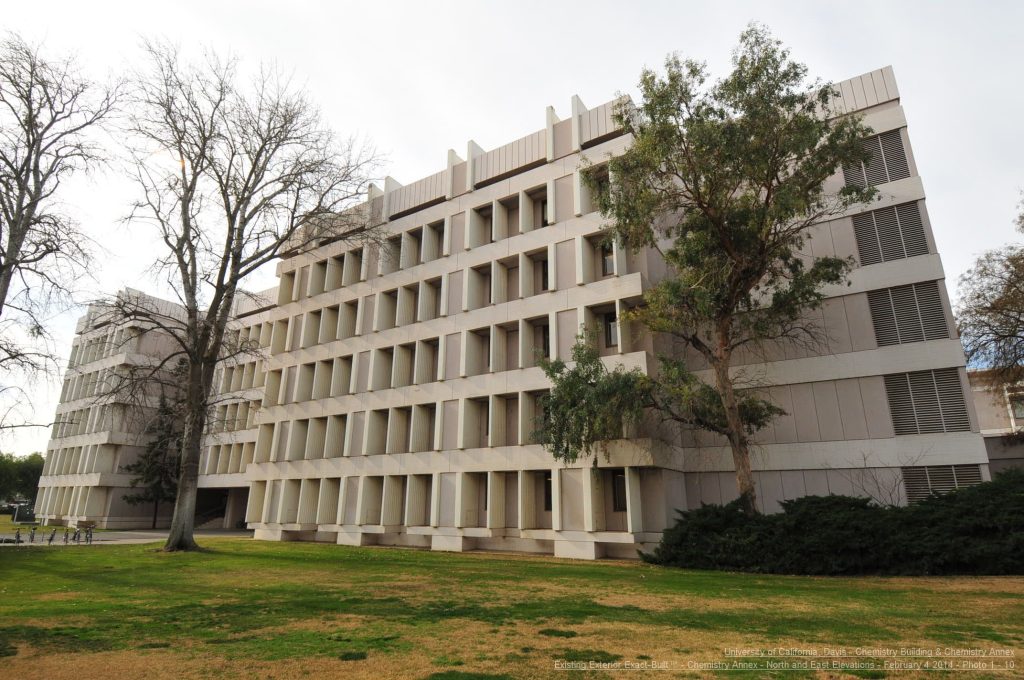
{"left": 117, "top": 41, "right": 378, "bottom": 551}
{"left": 958, "top": 193, "right": 1024, "bottom": 393}
{"left": 0, "top": 33, "right": 117, "bottom": 427}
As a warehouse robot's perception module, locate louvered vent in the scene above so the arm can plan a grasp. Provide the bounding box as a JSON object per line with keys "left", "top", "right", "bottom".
{"left": 884, "top": 368, "right": 971, "bottom": 435}
{"left": 867, "top": 281, "right": 949, "bottom": 346}
{"left": 902, "top": 464, "right": 983, "bottom": 503}
{"left": 852, "top": 202, "right": 929, "bottom": 266}
{"left": 844, "top": 129, "right": 911, "bottom": 188}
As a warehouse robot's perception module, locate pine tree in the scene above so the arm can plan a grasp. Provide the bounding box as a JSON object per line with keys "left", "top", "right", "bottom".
{"left": 123, "top": 395, "right": 181, "bottom": 529}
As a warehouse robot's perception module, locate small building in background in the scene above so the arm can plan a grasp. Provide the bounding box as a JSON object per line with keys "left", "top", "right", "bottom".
{"left": 968, "top": 370, "right": 1024, "bottom": 474}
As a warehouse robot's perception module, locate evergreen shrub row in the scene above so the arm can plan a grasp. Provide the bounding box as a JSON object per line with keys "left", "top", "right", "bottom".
{"left": 642, "top": 469, "right": 1024, "bottom": 575}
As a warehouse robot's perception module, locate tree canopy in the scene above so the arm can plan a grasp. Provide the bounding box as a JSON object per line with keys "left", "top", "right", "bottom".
{"left": 958, "top": 196, "right": 1024, "bottom": 393}
{"left": 538, "top": 25, "right": 876, "bottom": 513}
{"left": 0, "top": 451, "right": 44, "bottom": 501}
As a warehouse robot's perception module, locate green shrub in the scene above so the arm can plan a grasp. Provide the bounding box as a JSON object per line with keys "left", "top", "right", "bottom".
{"left": 644, "top": 469, "right": 1024, "bottom": 575}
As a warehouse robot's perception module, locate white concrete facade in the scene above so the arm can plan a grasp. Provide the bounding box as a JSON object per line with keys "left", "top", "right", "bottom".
{"left": 38, "top": 66, "right": 989, "bottom": 555}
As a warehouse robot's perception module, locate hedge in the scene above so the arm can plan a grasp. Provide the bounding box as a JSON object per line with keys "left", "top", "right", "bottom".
{"left": 642, "top": 468, "right": 1024, "bottom": 575}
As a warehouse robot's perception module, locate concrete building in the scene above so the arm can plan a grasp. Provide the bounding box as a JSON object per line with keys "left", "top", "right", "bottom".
{"left": 968, "top": 370, "right": 1024, "bottom": 475}
{"left": 34, "top": 290, "right": 184, "bottom": 529}
{"left": 37, "top": 66, "right": 990, "bottom": 557}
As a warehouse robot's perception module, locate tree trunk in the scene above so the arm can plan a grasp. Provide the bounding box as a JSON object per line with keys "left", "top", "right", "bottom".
{"left": 711, "top": 351, "right": 758, "bottom": 515}
{"left": 151, "top": 498, "right": 158, "bottom": 530}
{"left": 163, "top": 363, "right": 210, "bottom": 551}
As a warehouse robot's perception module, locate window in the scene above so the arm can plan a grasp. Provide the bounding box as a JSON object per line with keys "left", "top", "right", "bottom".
{"left": 611, "top": 470, "right": 627, "bottom": 512}
{"left": 604, "top": 313, "right": 618, "bottom": 347}
{"left": 1010, "top": 396, "right": 1024, "bottom": 420}
{"left": 543, "top": 471, "right": 552, "bottom": 512}
{"left": 540, "top": 324, "right": 550, "bottom": 359}
{"left": 539, "top": 259, "right": 549, "bottom": 291}
{"left": 540, "top": 200, "right": 549, "bottom": 227}
{"left": 600, "top": 242, "right": 614, "bottom": 276}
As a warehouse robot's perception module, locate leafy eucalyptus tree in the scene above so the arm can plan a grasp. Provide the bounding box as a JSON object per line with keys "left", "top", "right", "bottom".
{"left": 539, "top": 26, "right": 876, "bottom": 514}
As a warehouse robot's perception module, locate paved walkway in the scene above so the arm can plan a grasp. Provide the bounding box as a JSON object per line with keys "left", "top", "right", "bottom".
{"left": 0, "top": 528, "right": 253, "bottom": 547}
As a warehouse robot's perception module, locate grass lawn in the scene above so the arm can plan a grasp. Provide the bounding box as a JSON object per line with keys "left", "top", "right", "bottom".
{"left": 0, "top": 538, "right": 1021, "bottom": 679}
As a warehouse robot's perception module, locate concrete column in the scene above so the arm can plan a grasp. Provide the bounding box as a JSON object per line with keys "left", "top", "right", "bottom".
{"left": 416, "top": 282, "right": 431, "bottom": 322}
{"left": 433, "top": 402, "right": 444, "bottom": 451}
{"left": 545, "top": 106, "right": 558, "bottom": 162}
{"left": 548, "top": 311, "right": 559, "bottom": 359}
{"left": 463, "top": 208, "right": 475, "bottom": 251}
{"left": 396, "top": 286, "right": 415, "bottom": 326}
{"left": 519, "top": 253, "right": 534, "bottom": 297}
{"left": 245, "top": 481, "right": 265, "bottom": 524}
{"left": 260, "top": 481, "right": 276, "bottom": 523}
{"left": 488, "top": 394, "right": 505, "bottom": 447}
{"left": 491, "top": 262, "right": 506, "bottom": 305}
{"left": 575, "top": 235, "right": 593, "bottom": 285}
{"left": 406, "top": 475, "right": 428, "bottom": 527}
{"left": 445, "top": 151, "right": 462, "bottom": 201}
{"left": 336, "top": 477, "right": 350, "bottom": 525}
{"left": 490, "top": 325, "right": 506, "bottom": 372}
{"left": 382, "top": 176, "right": 401, "bottom": 223}
{"left": 518, "top": 470, "right": 535, "bottom": 530}
{"left": 583, "top": 467, "right": 605, "bottom": 532}
{"left": 458, "top": 330, "right": 470, "bottom": 377}
{"left": 454, "top": 471, "right": 467, "bottom": 528}
{"left": 456, "top": 398, "right": 470, "bottom": 450}
{"left": 439, "top": 272, "right": 449, "bottom": 316}
{"left": 437, "top": 334, "right": 447, "bottom": 381}
{"left": 545, "top": 180, "right": 556, "bottom": 225}
{"left": 83, "top": 487, "right": 106, "bottom": 518}
{"left": 625, "top": 467, "right": 643, "bottom": 533}
{"left": 298, "top": 478, "right": 319, "bottom": 524}
{"left": 518, "top": 391, "right": 535, "bottom": 447}
{"left": 573, "top": 169, "right": 591, "bottom": 218}
{"left": 278, "top": 479, "right": 300, "bottom": 524}
{"left": 342, "top": 413, "right": 359, "bottom": 456}
{"left": 317, "top": 478, "right": 340, "bottom": 525}
{"left": 358, "top": 250, "right": 371, "bottom": 283}
{"left": 430, "top": 472, "right": 441, "bottom": 527}
{"left": 615, "top": 299, "right": 631, "bottom": 354}
{"left": 441, "top": 214, "right": 453, "bottom": 256}
{"left": 354, "top": 476, "right": 369, "bottom": 525}
{"left": 487, "top": 471, "right": 505, "bottom": 529}
{"left": 612, "top": 240, "right": 627, "bottom": 277}
{"left": 466, "top": 140, "right": 483, "bottom": 192}
{"left": 410, "top": 404, "right": 431, "bottom": 453}
{"left": 546, "top": 243, "right": 557, "bottom": 292}
{"left": 422, "top": 220, "right": 439, "bottom": 262}
{"left": 492, "top": 199, "right": 508, "bottom": 241}
{"left": 381, "top": 476, "right": 404, "bottom": 527}
{"left": 571, "top": 95, "right": 586, "bottom": 152}
{"left": 551, "top": 468, "right": 563, "bottom": 531}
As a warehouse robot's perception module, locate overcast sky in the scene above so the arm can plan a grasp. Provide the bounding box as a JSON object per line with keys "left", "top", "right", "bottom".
{"left": 4, "top": 0, "right": 1023, "bottom": 455}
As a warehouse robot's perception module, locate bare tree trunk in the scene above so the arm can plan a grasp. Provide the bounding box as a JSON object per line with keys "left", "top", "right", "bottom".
{"left": 163, "top": 361, "right": 211, "bottom": 551}
{"left": 151, "top": 498, "right": 159, "bottom": 530}
{"left": 712, "top": 341, "right": 758, "bottom": 515}
{"left": 164, "top": 406, "right": 203, "bottom": 550}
